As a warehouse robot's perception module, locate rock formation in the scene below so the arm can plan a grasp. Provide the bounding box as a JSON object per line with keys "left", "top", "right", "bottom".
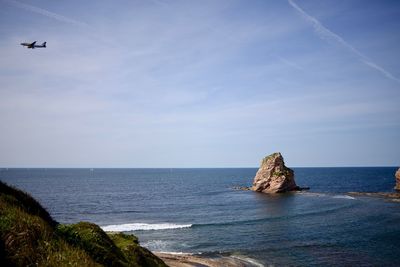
{"left": 252, "top": 152, "right": 299, "bottom": 193}
{"left": 395, "top": 168, "right": 400, "bottom": 191}
{"left": 348, "top": 191, "right": 400, "bottom": 201}
{"left": 347, "top": 168, "right": 400, "bottom": 201}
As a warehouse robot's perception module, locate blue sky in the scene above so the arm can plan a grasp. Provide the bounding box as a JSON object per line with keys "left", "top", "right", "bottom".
{"left": 0, "top": 0, "right": 399, "bottom": 167}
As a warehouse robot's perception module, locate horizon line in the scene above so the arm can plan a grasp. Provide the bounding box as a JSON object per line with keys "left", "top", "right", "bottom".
{"left": 0, "top": 165, "right": 398, "bottom": 169}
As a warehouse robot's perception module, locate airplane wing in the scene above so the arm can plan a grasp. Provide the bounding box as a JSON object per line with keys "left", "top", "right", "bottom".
{"left": 28, "top": 41, "right": 37, "bottom": 48}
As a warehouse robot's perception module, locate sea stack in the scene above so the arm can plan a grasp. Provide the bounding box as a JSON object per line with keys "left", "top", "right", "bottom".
{"left": 252, "top": 152, "right": 299, "bottom": 193}
{"left": 395, "top": 168, "right": 400, "bottom": 191}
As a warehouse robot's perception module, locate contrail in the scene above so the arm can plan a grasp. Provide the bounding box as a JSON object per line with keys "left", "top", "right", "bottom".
{"left": 275, "top": 54, "right": 304, "bottom": 71}
{"left": 288, "top": 0, "right": 400, "bottom": 84}
{"left": 4, "top": 0, "right": 89, "bottom": 28}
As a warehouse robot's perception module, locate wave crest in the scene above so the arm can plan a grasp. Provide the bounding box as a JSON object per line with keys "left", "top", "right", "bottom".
{"left": 333, "top": 195, "right": 356, "bottom": 200}
{"left": 230, "top": 255, "right": 265, "bottom": 267}
{"left": 101, "top": 223, "right": 192, "bottom": 232}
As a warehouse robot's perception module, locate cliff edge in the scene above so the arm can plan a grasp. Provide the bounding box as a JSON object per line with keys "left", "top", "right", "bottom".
{"left": 0, "top": 180, "right": 167, "bottom": 267}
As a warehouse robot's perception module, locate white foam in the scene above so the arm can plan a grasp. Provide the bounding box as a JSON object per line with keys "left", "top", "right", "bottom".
{"left": 333, "top": 195, "right": 356, "bottom": 200}
{"left": 230, "top": 255, "right": 265, "bottom": 267}
{"left": 101, "top": 222, "right": 192, "bottom": 232}
{"left": 141, "top": 239, "right": 173, "bottom": 251}
{"left": 298, "top": 192, "right": 327, "bottom": 197}
{"left": 300, "top": 192, "right": 356, "bottom": 200}
{"left": 157, "top": 251, "right": 194, "bottom": 255}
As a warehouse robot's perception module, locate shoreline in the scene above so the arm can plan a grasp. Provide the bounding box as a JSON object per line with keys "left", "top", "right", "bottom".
{"left": 154, "top": 252, "right": 264, "bottom": 267}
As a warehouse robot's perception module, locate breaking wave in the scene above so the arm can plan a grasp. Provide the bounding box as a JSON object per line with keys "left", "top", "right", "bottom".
{"left": 157, "top": 251, "right": 194, "bottom": 255}
{"left": 299, "top": 192, "right": 356, "bottom": 200}
{"left": 101, "top": 222, "right": 192, "bottom": 232}
{"left": 333, "top": 195, "right": 356, "bottom": 200}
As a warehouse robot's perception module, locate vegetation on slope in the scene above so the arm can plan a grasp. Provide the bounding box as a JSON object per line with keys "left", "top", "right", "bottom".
{"left": 108, "top": 232, "right": 166, "bottom": 267}
{"left": 0, "top": 181, "right": 167, "bottom": 267}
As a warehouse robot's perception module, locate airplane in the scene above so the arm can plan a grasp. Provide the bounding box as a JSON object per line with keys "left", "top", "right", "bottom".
{"left": 20, "top": 41, "right": 46, "bottom": 49}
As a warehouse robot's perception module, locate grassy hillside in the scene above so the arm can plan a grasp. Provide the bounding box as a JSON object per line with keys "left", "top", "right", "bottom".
{"left": 0, "top": 181, "right": 167, "bottom": 267}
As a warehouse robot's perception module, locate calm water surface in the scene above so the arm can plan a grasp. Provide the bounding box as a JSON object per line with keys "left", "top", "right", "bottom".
{"left": 1, "top": 167, "right": 399, "bottom": 266}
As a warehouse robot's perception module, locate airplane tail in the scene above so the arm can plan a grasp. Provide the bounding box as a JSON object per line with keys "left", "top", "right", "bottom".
{"left": 42, "top": 42, "right": 46, "bottom": 47}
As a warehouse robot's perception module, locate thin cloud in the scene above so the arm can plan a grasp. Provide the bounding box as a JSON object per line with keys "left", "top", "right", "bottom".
{"left": 274, "top": 54, "right": 304, "bottom": 71}
{"left": 3, "top": 0, "right": 122, "bottom": 48}
{"left": 288, "top": 0, "right": 400, "bottom": 84}
{"left": 4, "top": 0, "right": 89, "bottom": 28}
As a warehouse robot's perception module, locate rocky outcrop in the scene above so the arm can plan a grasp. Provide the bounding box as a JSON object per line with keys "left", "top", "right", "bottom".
{"left": 395, "top": 168, "right": 400, "bottom": 191}
{"left": 348, "top": 191, "right": 400, "bottom": 200}
{"left": 251, "top": 152, "right": 300, "bottom": 193}
{"left": 347, "top": 168, "right": 400, "bottom": 202}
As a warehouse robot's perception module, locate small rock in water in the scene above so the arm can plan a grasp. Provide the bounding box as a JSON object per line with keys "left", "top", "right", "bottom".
{"left": 251, "top": 152, "right": 301, "bottom": 193}
{"left": 232, "top": 186, "right": 251, "bottom": 191}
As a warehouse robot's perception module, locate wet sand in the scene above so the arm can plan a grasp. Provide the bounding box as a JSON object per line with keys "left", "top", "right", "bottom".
{"left": 155, "top": 252, "right": 262, "bottom": 267}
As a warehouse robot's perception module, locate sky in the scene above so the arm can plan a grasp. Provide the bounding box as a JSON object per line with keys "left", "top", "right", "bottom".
{"left": 0, "top": 0, "right": 399, "bottom": 167}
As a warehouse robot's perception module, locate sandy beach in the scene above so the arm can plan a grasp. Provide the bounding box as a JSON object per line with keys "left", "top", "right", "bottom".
{"left": 154, "top": 252, "right": 263, "bottom": 267}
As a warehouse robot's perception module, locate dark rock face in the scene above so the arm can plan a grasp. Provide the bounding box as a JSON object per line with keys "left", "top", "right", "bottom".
{"left": 251, "top": 152, "right": 299, "bottom": 193}
{"left": 395, "top": 168, "right": 400, "bottom": 191}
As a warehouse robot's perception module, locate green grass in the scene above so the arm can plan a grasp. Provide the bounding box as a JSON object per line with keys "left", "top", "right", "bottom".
{"left": 0, "top": 181, "right": 57, "bottom": 227}
{"left": 0, "top": 193, "right": 98, "bottom": 266}
{"left": 0, "top": 181, "right": 167, "bottom": 267}
{"left": 109, "top": 232, "right": 167, "bottom": 267}
{"left": 57, "top": 222, "right": 128, "bottom": 266}
{"left": 261, "top": 152, "right": 281, "bottom": 165}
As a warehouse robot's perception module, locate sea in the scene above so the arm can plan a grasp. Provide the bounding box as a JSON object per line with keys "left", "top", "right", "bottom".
{"left": 1, "top": 167, "right": 399, "bottom": 266}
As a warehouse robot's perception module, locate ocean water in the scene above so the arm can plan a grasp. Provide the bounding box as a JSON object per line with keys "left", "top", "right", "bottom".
{"left": 1, "top": 167, "right": 399, "bottom": 266}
